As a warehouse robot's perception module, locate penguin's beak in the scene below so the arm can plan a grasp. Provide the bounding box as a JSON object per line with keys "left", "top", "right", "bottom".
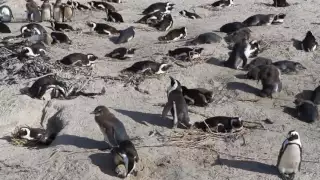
{"left": 90, "top": 111, "right": 96, "bottom": 114}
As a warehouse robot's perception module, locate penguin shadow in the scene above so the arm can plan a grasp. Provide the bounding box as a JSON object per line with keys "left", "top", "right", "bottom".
{"left": 226, "top": 82, "right": 260, "bottom": 95}
{"left": 282, "top": 106, "right": 298, "bottom": 119}
{"left": 206, "top": 57, "right": 224, "bottom": 67}
{"left": 214, "top": 158, "right": 279, "bottom": 176}
{"left": 51, "top": 134, "right": 109, "bottom": 150}
{"left": 89, "top": 153, "right": 117, "bottom": 177}
{"left": 291, "top": 38, "right": 302, "bottom": 50}
{"left": 109, "top": 36, "right": 119, "bottom": 44}
{"left": 114, "top": 109, "right": 172, "bottom": 128}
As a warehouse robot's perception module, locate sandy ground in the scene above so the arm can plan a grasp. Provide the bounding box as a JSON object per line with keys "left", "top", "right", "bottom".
{"left": 0, "top": 0, "right": 320, "bottom": 179}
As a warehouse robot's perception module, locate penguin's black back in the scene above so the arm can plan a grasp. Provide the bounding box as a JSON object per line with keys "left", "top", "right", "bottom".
{"left": 311, "top": 86, "right": 320, "bottom": 105}
{"left": 220, "top": 22, "right": 246, "bottom": 34}
{"left": 296, "top": 100, "right": 318, "bottom": 123}
{"left": 0, "top": 22, "right": 11, "bottom": 33}
{"left": 191, "top": 32, "right": 222, "bottom": 44}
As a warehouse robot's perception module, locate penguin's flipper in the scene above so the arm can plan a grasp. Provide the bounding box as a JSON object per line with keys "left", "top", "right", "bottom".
{"left": 161, "top": 102, "right": 172, "bottom": 119}
{"left": 184, "top": 95, "right": 195, "bottom": 105}
{"left": 172, "top": 101, "right": 178, "bottom": 128}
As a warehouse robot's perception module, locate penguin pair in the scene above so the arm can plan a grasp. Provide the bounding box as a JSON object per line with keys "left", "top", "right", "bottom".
{"left": 105, "top": 47, "right": 136, "bottom": 60}
{"left": 301, "top": 31, "right": 318, "bottom": 52}
{"left": 121, "top": 60, "right": 172, "bottom": 75}
{"left": 158, "top": 27, "right": 187, "bottom": 42}
{"left": 189, "top": 32, "right": 222, "bottom": 45}
{"left": 40, "top": 0, "right": 51, "bottom": 22}
{"left": 58, "top": 53, "right": 98, "bottom": 67}
{"left": 26, "top": 0, "right": 41, "bottom": 22}
{"left": 20, "top": 41, "right": 47, "bottom": 58}
{"left": 50, "top": 21, "right": 75, "bottom": 31}
{"left": 162, "top": 76, "right": 192, "bottom": 129}
{"left": 168, "top": 47, "right": 204, "bottom": 61}
{"left": 51, "top": 31, "right": 72, "bottom": 45}
{"left": 90, "top": 106, "right": 139, "bottom": 178}
{"left": 153, "top": 14, "right": 173, "bottom": 31}
{"left": 242, "top": 13, "right": 286, "bottom": 27}
{"left": 0, "top": 5, "right": 14, "bottom": 22}
{"left": 211, "top": 0, "right": 234, "bottom": 8}
{"left": 273, "top": 60, "right": 306, "bottom": 74}
{"left": 179, "top": 10, "right": 201, "bottom": 19}
{"left": 88, "top": 1, "right": 116, "bottom": 11}
{"left": 181, "top": 86, "right": 213, "bottom": 107}
{"left": 294, "top": 99, "right": 318, "bottom": 123}
{"left": 105, "top": 9, "right": 124, "bottom": 23}
{"left": 142, "top": 2, "right": 174, "bottom": 15}
{"left": 87, "top": 21, "right": 119, "bottom": 35}
{"left": 20, "top": 23, "right": 47, "bottom": 38}
{"left": 193, "top": 116, "right": 243, "bottom": 133}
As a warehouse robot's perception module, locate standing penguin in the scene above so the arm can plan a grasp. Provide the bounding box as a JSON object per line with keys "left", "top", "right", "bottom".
{"left": 0, "top": 5, "right": 14, "bottom": 22}
{"left": 26, "top": 0, "right": 41, "bottom": 22}
{"left": 90, "top": 106, "right": 130, "bottom": 148}
{"left": 162, "top": 76, "right": 192, "bottom": 129}
{"left": 53, "top": 0, "right": 62, "bottom": 22}
{"left": 41, "top": 0, "right": 52, "bottom": 22}
{"left": 301, "top": 31, "right": 318, "bottom": 52}
{"left": 61, "top": 3, "right": 73, "bottom": 22}
{"left": 277, "top": 130, "right": 302, "bottom": 180}
{"left": 116, "top": 26, "right": 135, "bottom": 44}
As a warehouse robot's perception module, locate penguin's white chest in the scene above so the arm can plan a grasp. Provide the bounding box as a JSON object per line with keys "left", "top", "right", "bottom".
{"left": 278, "top": 145, "right": 301, "bottom": 174}
{"left": 42, "top": 9, "right": 51, "bottom": 19}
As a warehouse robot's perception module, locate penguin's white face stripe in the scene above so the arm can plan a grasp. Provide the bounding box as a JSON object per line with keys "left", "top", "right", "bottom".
{"left": 20, "top": 128, "right": 34, "bottom": 140}
{"left": 165, "top": 21, "right": 173, "bottom": 31}
{"left": 23, "top": 47, "right": 39, "bottom": 57}
{"left": 33, "top": 28, "right": 41, "bottom": 35}
{"left": 39, "top": 49, "right": 46, "bottom": 54}
{"left": 155, "top": 64, "right": 168, "bottom": 74}
{"left": 244, "top": 44, "right": 252, "bottom": 58}
{"left": 97, "top": 4, "right": 105, "bottom": 9}
{"left": 103, "top": 30, "right": 111, "bottom": 35}
{"left": 173, "top": 34, "right": 184, "bottom": 41}
{"left": 124, "top": 54, "right": 134, "bottom": 58}
{"left": 127, "top": 36, "right": 134, "bottom": 42}
{"left": 21, "top": 27, "right": 28, "bottom": 33}
{"left": 167, "top": 78, "right": 178, "bottom": 95}
{"left": 311, "top": 45, "right": 317, "bottom": 51}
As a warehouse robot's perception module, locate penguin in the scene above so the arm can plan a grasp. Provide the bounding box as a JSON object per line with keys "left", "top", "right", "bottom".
{"left": 311, "top": 85, "right": 320, "bottom": 105}
{"left": 53, "top": 0, "right": 62, "bottom": 22}
{"left": 273, "top": 0, "right": 289, "bottom": 7}
{"left": 244, "top": 57, "right": 273, "bottom": 70}
{"left": 136, "top": 11, "right": 165, "bottom": 25}
{"left": 105, "top": 47, "right": 136, "bottom": 60}
{"left": 61, "top": 3, "right": 73, "bottom": 22}
{"left": 0, "top": 5, "right": 14, "bottom": 22}
{"left": 88, "top": 1, "right": 116, "bottom": 11}
{"left": 87, "top": 22, "right": 119, "bottom": 35}
{"left": 111, "top": 140, "right": 139, "bottom": 178}
{"left": 90, "top": 106, "right": 130, "bottom": 148}
{"left": 58, "top": 53, "right": 98, "bottom": 66}
{"left": 50, "top": 21, "right": 74, "bottom": 31}
{"left": 224, "top": 39, "right": 260, "bottom": 69}
{"left": 220, "top": 22, "right": 246, "bottom": 34}
{"left": 179, "top": 10, "right": 201, "bottom": 19}
{"left": 105, "top": 9, "right": 124, "bottom": 23}
{"left": 211, "top": 0, "right": 234, "bottom": 7}
{"left": 21, "top": 42, "right": 47, "bottom": 58}
{"left": 168, "top": 47, "right": 204, "bottom": 61}
{"left": 181, "top": 86, "right": 213, "bottom": 107}
{"left": 301, "top": 31, "right": 318, "bottom": 52}
{"left": 246, "top": 65, "right": 264, "bottom": 80}
{"left": 0, "top": 22, "right": 11, "bottom": 33}
{"left": 242, "top": 14, "right": 276, "bottom": 27}
{"left": 26, "top": 0, "right": 41, "bottom": 22}
{"left": 154, "top": 13, "right": 173, "bottom": 31}
{"left": 189, "top": 32, "right": 222, "bottom": 45}
{"left": 28, "top": 75, "right": 67, "bottom": 99}
{"left": 66, "top": 0, "right": 77, "bottom": 8}
{"left": 142, "top": 2, "right": 174, "bottom": 15}
{"left": 76, "top": 2, "right": 90, "bottom": 10}
{"left": 272, "top": 13, "right": 286, "bottom": 24}
{"left": 40, "top": 0, "right": 52, "bottom": 22}
{"left": 121, "top": 60, "right": 172, "bottom": 75}
{"left": 16, "top": 127, "right": 46, "bottom": 141}
{"left": 20, "top": 23, "right": 47, "bottom": 38}
{"left": 158, "top": 27, "right": 187, "bottom": 42}
{"left": 193, "top": 116, "right": 243, "bottom": 133}
{"left": 294, "top": 99, "right": 318, "bottom": 123}
{"left": 115, "top": 26, "right": 135, "bottom": 44}
{"left": 51, "top": 31, "right": 72, "bottom": 44}
{"left": 272, "top": 60, "right": 306, "bottom": 74}
{"left": 224, "top": 27, "right": 251, "bottom": 45}
{"left": 162, "top": 76, "right": 192, "bottom": 129}
{"left": 276, "top": 130, "right": 302, "bottom": 180}
{"left": 258, "top": 65, "right": 282, "bottom": 98}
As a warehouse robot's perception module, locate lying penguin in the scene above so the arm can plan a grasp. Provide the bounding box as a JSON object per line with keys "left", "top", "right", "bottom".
{"left": 105, "top": 47, "right": 136, "bottom": 60}
{"left": 158, "top": 27, "right": 187, "bottom": 42}
{"left": 50, "top": 21, "right": 75, "bottom": 31}
{"left": 121, "top": 60, "right": 172, "bottom": 75}
{"left": 188, "top": 32, "right": 222, "bottom": 45}
{"left": 51, "top": 31, "right": 72, "bottom": 44}
{"left": 142, "top": 2, "right": 174, "bottom": 15}
{"left": 168, "top": 47, "right": 204, "bottom": 61}
{"left": 242, "top": 13, "right": 286, "bottom": 27}
{"left": 20, "top": 41, "right": 47, "bottom": 58}
{"left": 87, "top": 1, "right": 116, "bottom": 11}
{"left": 294, "top": 99, "right": 318, "bottom": 123}
{"left": 58, "top": 53, "right": 98, "bottom": 66}
{"left": 136, "top": 11, "right": 165, "bottom": 25}
{"left": 181, "top": 86, "right": 213, "bottom": 107}
{"left": 272, "top": 60, "right": 306, "bottom": 74}
{"left": 211, "top": 0, "right": 234, "bottom": 8}
{"left": 105, "top": 9, "right": 124, "bottom": 23}
{"left": 87, "top": 21, "right": 119, "bottom": 35}
{"left": 193, "top": 116, "right": 243, "bottom": 133}
{"left": 220, "top": 22, "right": 246, "bottom": 34}
{"left": 179, "top": 10, "right": 201, "bottom": 19}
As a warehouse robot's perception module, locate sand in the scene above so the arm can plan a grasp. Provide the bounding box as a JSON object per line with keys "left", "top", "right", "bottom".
{"left": 0, "top": 0, "right": 320, "bottom": 179}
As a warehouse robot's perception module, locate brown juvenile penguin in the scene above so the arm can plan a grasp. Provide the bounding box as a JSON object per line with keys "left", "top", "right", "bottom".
{"left": 61, "top": 3, "right": 73, "bottom": 22}
{"left": 26, "top": 0, "right": 41, "bottom": 22}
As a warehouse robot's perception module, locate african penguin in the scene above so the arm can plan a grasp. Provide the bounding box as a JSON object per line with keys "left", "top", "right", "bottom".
{"left": 20, "top": 23, "right": 47, "bottom": 38}
{"left": 277, "top": 130, "right": 302, "bottom": 180}
{"left": 181, "top": 86, "right": 213, "bottom": 107}
{"left": 168, "top": 47, "right": 204, "bottom": 61}
{"left": 142, "top": 2, "right": 174, "bottom": 15}
{"left": 87, "top": 22, "right": 119, "bottom": 35}
{"left": 158, "top": 27, "right": 187, "bottom": 42}
{"left": 242, "top": 14, "right": 276, "bottom": 27}
{"left": 16, "top": 127, "right": 46, "bottom": 141}
{"left": 258, "top": 65, "right": 282, "bottom": 98}
{"left": 224, "top": 27, "right": 251, "bottom": 45}
{"left": 58, "top": 53, "right": 98, "bottom": 66}
{"left": 26, "top": 0, "right": 41, "bottom": 22}
{"left": 115, "top": 26, "right": 135, "bottom": 44}
{"left": 220, "top": 22, "right": 246, "bottom": 34}
{"left": 88, "top": 1, "right": 116, "bottom": 11}
{"left": 111, "top": 140, "right": 139, "bottom": 178}
{"left": 301, "top": 31, "right": 318, "bottom": 52}
{"left": 28, "top": 75, "right": 67, "bottom": 99}
{"left": 162, "top": 76, "right": 192, "bottom": 129}
{"left": 154, "top": 13, "right": 173, "bottom": 31}
{"left": 53, "top": 0, "right": 62, "bottom": 22}
{"left": 294, "top": 99, "right": 318, "bottom": 123}
{"left": 40, "top": 0, "right": 51, "bottom": 22}
{"left": 0, "top": 22, "right": 11, "bottom": 33}
{"left": 91, "top": 106, "right": 130, "bottom": 148}
{"left": 272, "top": 13, "right": 286, "bottom": 25}
{"left": 273, "top": 60, "right": 306, "bottom": 74}
{"left": 136, "top": 11, "right": 165, "bottom": 25}
{"left": 244, "top": 57, "right": 273, "bottom": 70}
{"left": 105, "top": 9, "right": 124, "bottom": 23}
{"left": 189, "top": 32, "right": 222, "bottom": 45}
{"left": 211, "top": 0, "right": 234, "bottom": 7}
{"left": 311, "top": 85, "right": 320, "bottom": 105}
{"left": 51, "top": 21, "right": 74, "bottom": 31}
{"left": 179, "top": 10, "right": 201, "bottom": 19}
{"left": 0, "top": 5, "right": 14, "bottom": 22}
{"left": 273, "top": 0, "right": 289, "bottom": 7}
{"left": 61, "top": 3, "right": 73, "bottom": 22}
{"left": 21, "top": 42, "right": 47, "bottom": 58}
{"left": 76, "top": 2, "right": 90, "bottom": 10}
{"left": 121, "top": 60, "right": 172, "bottom": 75}
{"left": 105, "top": 47, "right": 136, "bottom": 60}
{"left": 51, "top": 31, "right": 72, "bottom": 44}
{"left": 246, "top": 65, "right": 264, "bottom": 80}
{"left": 193, "top": 116, "right": 243, "bottom": 133}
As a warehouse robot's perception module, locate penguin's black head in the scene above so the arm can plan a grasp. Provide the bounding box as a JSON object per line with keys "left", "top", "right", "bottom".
{"left": 86, "top": 22, "right": 95, "bottom": 28}
{"left": 195, "top": 48, "right": 204, "bottom": 54}
{"left": 21, "top": 47, "right": 30, "bottom": 54}
{"left": 128, "top": 48, "right": 136, "bottom": 54}
{"left": 294, "top": 62, "right": 306, "bottom": 71}
{"left": 158, "top": 35, "right": 167, "bottom": 41}
{"left": 91, "top": 106, "right": 108, "bottom": 116}
{"left": 179, "top": 10, "right": 186, "bottom": 16}
{"left": 306, "top": 31, "right": 314, "bottom": 38}
{"left": 287, "top": 130, "right": 300, "bottom": 141}
{"left": 181, "top": 86, "right": 188, "bottom": 92}
{"left": 272, "top": 13, "right": 286, "bottom": 24}
{"left": 230, "top": 117, "right": 243, "bottom": 130}
{"left": 168, "top": 76, "right": 182, "bottom": 92}
{"left": 87, "top": 53, "right": 98, "bottom": 61}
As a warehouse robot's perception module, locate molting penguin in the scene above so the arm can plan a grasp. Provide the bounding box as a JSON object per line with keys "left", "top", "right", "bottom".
{"left": 121, "top": 60, "right": 172, "bottom": 75}
{"left": 277, "top": 130, "right": 302, "bottom": 180}
{"left": 51, "top": 21, "right": 74, "bottom": 31}
{"left": 179, "top": 10, "right": 201, "bottom": 19}
{"left": 211, "top": 0, "right": 234, "bottom": 7}
{"left": 244, "top": 57, "right": 273, "bottom": 71}
{"left": 189, "top": 32, "right": 222, "bottom": 45}
{"left": 0, "top": 5, "right": 14, "bottom": 22}
{"left": 58, "top": 53, "right": 98, "bottom": 66}
{"left": 273, "top": 60, "right": 306, "bottom": 74}
{"left": 26, "top": 0, "right": 41, "bottom": 22}
{"left": 28, "top": 75, "right": 67, "bottom": 99}
{"left": 105, "top": 9, "right": 124, "bottom": 23}
{"left": 142, "top": 2, "right": 174, "bottom": 15}
{"left": 273, "top": 0, "right": 289, "bottom": 7}
{"left": 158, "top": 27, "right": 187, "bottom": 42}
{"left": 154, "top": 13, "right": 173, "bottom": 31}
{"left": 40, "top": 0, "right": 52, "bottom": 22}
{"left": 51, "top": 31, "right": 72, "bottom": 44}
{"left": 162, "top": 76, "right": 192, "bottom": 129}
{"left": 294, "top": 99, "right": 318, "bottom": 123}
{"left": 168, "top": 47, "right": 204, "bottom": 61}
{"left": 88, "top": 1, "right": 116, "bottom": 11}
{"left": 61, "top": 3, "right": 73, "bottom": 22}
{"left": 90, "top": 106, "right": 130, "bottom": 148}
{"left": 181, "top": 86, "right": 213, "bottom": 107}
{"left": 301, "top": 31, "right": 318, "bottom": 52}
{"left": 87, "top": 21, "right": 119, "bottom": 35}
{"left": 105, "top": 47, "right": 136, "bottom": 60}
{"left": 193, "top": 116, "right": 243, "bottom": 133}
{"left": 53, "top": 0, "right": 62, "bottom": 22}
{"left": 224, "top": 27, "right": 251, "bottom": 45}
{"left": 242, "top": 14, "right": 276, "bottom": 27}
{"left": 258, "top": 65, "right": 282, "bottom": 98}
{"left": 220, "top": 22, "right": 246, "bottom": 34}
{"left": 115, "top": 26, "right": 135, "bottom": 44}
{"left": 0, "top": 22, "right": 11, "bottom": 33}
{"left": 111, "top": 140, "right": 139, "bottom": 178}
{"left": 224, "top": 39, "right": 260, "bottom": 69}
{"left": 21, "top": 42, "right": 47, "bottom": 58}
{"left": 311, "top": 85, "right": 320, "bottom": 105}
